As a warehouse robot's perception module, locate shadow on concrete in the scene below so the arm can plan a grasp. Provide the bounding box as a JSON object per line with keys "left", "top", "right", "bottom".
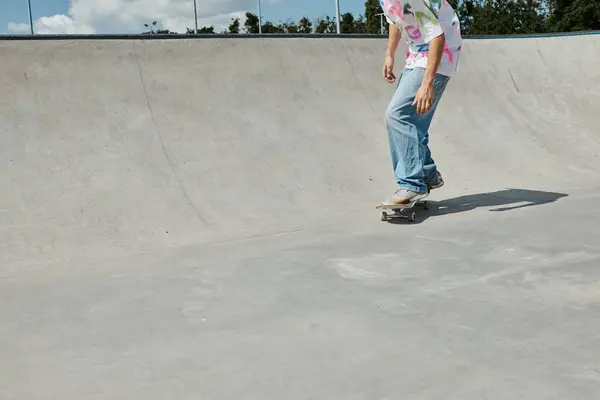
{"left": 388, "top": 188, "right": 569, "bottom": 224}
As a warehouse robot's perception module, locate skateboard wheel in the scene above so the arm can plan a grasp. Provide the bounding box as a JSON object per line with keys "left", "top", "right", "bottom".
{"left": 410, "top": 212, "right": 416, "bottom": 222}
{"left": 380, "top": 211, "right": 388, "bottom": 221}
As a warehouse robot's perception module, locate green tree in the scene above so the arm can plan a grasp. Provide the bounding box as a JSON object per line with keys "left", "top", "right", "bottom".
{"left": 261, "top": 21, "right": 285, "bottom": 33}
{"left": 353, "top": 15, "right": 368, "bottom": 33}
{"left": 548, "top": 0, "right": 600, "bottom": 31}
{"left": 228, "top": 17, "right": 240, "bottom": 34}
{"left": 280, "top": 18, "right": 299, "bottom": 33}
{"left": 340, "top": 12, "right": 355, "bottom": 33}
{"left": 547, "top": 0, "right": 572, "bottom": 30}
{"left": 186, "top": 26, "right": 215, "bottom": 34}
{"left": 314, "top": 16, "right": 337, "bottom": 33}
{"left": 298, "top": 17, "right": 313, "bottom": 33}
{"left": 515, "top": 0, "right": 548, "bottom": 33}
{"left": 199, "top": 26, "right": 215, "bottom": 33}
{"left": 364, "top": 0, "right": 385, "bottom": 34}
{"left": 245, "top": 12, "right": 260, "bottom": 33}
{"left": 447, "top": 0, "right": 477, "bottom": 34}
{"left": 143, "top": 21, "right": 158, "bottom": 34}
{"left": 469, "top": 0, "right": 546, "bottom": 35}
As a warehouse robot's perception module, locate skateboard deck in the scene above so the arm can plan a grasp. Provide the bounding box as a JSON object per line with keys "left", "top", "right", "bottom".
{"left": 376, "top": 193, "right": 430, "bottom": 222}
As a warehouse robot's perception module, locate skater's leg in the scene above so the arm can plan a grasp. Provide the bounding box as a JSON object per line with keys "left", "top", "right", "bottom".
{"left": 385, "top": 67, "right": 450, "bottom": 193}
{"left": 385, "top": 67, "right": 427, "bottom": 193}
{"left": 421, "top": 75, "right": 451, "bottom": 184}
{"left": 422, "top": 132, "right": 437, "bottom": 183}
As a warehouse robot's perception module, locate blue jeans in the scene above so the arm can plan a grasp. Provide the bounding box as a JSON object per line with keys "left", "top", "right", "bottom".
{"left": 385, "top": 67, "right": 450, "bottom": 193}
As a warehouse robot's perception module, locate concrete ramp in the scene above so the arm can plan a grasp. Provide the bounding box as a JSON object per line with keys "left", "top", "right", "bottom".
{"left": 2, "top": 34, "right": 600, "bottom": 399}
{"left": 2, "top": 35, "right": 599, "bottom": 269}
{"left": 1, "top": 38, "right": 399, "bottom": 268}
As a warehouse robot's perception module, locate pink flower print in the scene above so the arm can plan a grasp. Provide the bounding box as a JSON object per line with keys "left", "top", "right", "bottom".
{"left": 442, "top": 42, "right": 454, "bottom": 63}
{"left": 406, "top": 25, "right": 421, "bottom": 40}
{"left": 384, "top": 0, "right": 404, "bottom": 20}
{"left": 443, "top": 49, "right": 454, "bottom": 62}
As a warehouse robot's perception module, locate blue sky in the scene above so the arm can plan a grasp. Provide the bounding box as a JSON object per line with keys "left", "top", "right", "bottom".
{"left": 0, "top": 0, "right": 371, "bottom": 34}
{"left": 1, "top": 0, "right": 67, "bottom": 30}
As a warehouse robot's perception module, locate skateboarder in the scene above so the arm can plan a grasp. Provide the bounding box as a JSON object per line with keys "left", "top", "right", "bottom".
{"left": 379, "top": 0, "right": 462, "bottom": 205}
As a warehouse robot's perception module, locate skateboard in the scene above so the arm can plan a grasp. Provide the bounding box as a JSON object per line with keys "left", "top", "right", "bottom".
{"left": 376, "top": 193, "right": 430, "bottom": 222}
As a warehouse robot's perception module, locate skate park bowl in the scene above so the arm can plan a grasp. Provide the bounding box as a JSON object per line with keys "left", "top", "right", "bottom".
{"left": 1, "top": 32, "right": 600, "bottom": 398}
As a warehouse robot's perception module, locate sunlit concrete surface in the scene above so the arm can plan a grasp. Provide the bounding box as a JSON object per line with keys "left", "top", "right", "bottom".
{"left": 1, "top": 34, "right": 600, "bottom": 399}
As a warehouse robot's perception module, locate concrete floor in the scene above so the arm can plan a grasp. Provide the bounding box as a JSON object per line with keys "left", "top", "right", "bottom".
{"left": 1, "top": 34, "right": 600, "bottom": 399}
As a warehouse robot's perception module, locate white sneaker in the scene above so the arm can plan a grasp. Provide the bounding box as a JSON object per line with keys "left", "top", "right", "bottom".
{"left": 382, "top": 188, "right": 429, "bottom": 205}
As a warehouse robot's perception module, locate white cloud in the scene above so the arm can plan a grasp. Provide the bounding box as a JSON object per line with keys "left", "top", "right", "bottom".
{"left": 8, "top": 23, "right": 31, "bottom": 33}
{"left": 8, "top": 0, "right": 265, "bottom": 35}
{"left": 35, "top": 14, "right": 95, "bottom": 34}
